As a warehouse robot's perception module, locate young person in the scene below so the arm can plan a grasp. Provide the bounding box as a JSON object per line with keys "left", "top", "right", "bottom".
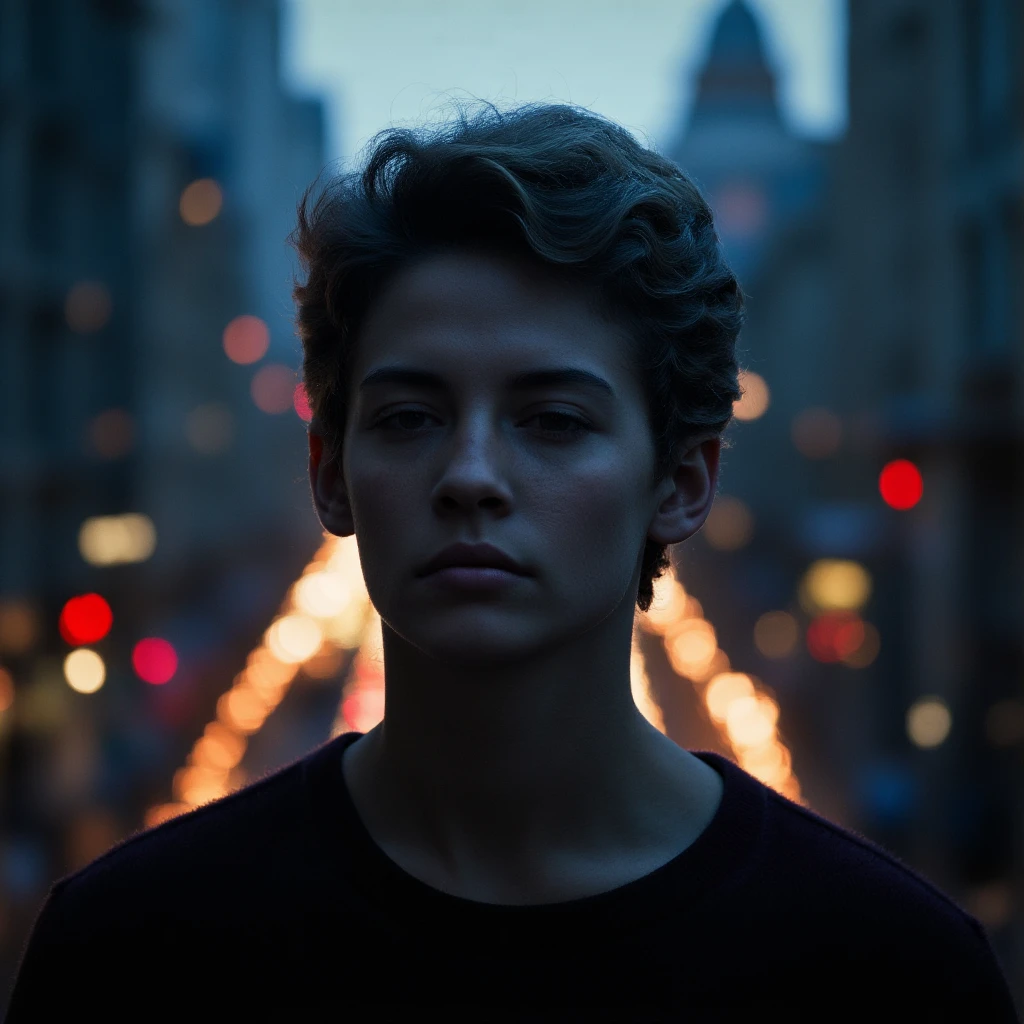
{"left": 8, "top": 102, "right": 1018, "bottom": 1019}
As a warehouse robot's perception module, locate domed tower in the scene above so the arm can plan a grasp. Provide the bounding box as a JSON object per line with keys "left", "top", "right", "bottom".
{"left": 666, "top": 0, "right": 827, "bottom": 284}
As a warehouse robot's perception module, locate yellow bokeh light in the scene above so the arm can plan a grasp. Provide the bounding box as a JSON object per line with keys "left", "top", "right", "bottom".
{"left": 78, "top": 513, "right": 157, "bottom": 567}
{"left": 739, "top": 741, "right": 791, "bottom": 786}
{"left": 293, "top": 571, "right": 352, "bottom": 619}
{"left": 799, "top": 559, "right": 872, "bottom": 614}
{"left": 63, "top": 648, "right": 106, "bottom": 694}
{"left": 725, "top": 693, "right": 778, "bottom": 749}
{"left": 754, "top": 611, "right": 799, "bottom": 658}
{"left": 302, "top": 645, "right": 345, "bottom": 680}
{"left": 907, "top": 697, "right": 952, "bottom": 748}
{"left": 705, "top": 672, "right": 755, "bottom": 723}
{"left": 666, "top": 619, "right": 718, "bottom": 678}
{"left": 641, "top": 576, "right": 690, "bottom": 634}
{"left": 179, "top": 178, "right": 223, "bottom": 226}
{"left": 217, "top": 686, "right": 268, "bottom": 734}
{"left": 144, "top": 803, "right": 189, "bottom": 828}
{"left": 733, "top": 370, "right": 770, "bottom": 421}
{"left": 173, "top": 765, "right": 228, "bottom": 806}
{"left": 192, "top": 723, "right": 246, "bottom": 771}
{"left": 265, "top": 614, "right": 323, "bottom": 664}
{"left": 703, "top": 496, "right": 754, "bottom": 551}
{"left": 322, "top": 600, "right": 372, "bottom": 649}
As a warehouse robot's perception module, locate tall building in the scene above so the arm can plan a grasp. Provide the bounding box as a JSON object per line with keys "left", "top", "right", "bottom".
{"left": 834, "top": 0, "right": 1023, "bottom": 1001}
{"left": 657, "top": 0, "right": 852, "bottom": 821}
{"left": 0, "top": 0, "right": 326, "bottom": 1001}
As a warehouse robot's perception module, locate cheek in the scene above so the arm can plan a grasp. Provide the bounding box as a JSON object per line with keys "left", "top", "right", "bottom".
{"left": 536, "top": 463, "right": 649, "bottom": 578}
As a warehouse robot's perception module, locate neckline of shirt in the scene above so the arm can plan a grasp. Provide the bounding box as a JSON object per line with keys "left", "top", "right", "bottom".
{"left": 302, "top": 730, "right": 766, "bottom": 943}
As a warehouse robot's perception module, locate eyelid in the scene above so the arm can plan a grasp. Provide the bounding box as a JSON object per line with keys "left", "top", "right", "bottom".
{"left": 371, "top": 405, "right": 593, "bottom": 431}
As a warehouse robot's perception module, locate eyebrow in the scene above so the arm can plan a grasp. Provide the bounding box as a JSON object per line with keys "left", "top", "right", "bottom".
{"left": 358, "top": 365, "right": 616, "bottom": 398}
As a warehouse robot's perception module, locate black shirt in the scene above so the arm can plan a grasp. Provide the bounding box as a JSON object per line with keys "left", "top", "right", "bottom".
{"left": 7, "top": 731, "right": 1019, "bottom": 1021}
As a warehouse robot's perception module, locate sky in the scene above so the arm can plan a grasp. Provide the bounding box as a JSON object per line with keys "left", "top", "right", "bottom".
{"left": 282, "top": 0, "right": 846, "bottom": 170}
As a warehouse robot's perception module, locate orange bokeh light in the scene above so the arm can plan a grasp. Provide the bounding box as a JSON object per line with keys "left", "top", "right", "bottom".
{"left": 806, "top": 611, "right": 866, "bottom": 663}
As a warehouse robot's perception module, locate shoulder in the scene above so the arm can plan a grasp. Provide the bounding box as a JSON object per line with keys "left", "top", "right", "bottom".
{"left": 47, "top": 746, "right": 315, "bottom": 923}
{"left": 759, "top": 788, "right": 994, "bottom": 960}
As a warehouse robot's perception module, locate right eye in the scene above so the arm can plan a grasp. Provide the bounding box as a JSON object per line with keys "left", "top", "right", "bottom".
{"left": 374, "top": 409, "right": 434, "bottom": 432}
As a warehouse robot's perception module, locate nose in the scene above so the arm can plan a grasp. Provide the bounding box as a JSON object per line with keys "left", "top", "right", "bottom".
{"left": 430, "top": 412, "right": 514, "bottom": 515}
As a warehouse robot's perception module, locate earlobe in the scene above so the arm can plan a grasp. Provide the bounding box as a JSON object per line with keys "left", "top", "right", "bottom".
{"left": 308, "top": 428, "right": 355, "bottom": 537}
{"left": 647, "top": 436, "right": 721, "bottom": 548}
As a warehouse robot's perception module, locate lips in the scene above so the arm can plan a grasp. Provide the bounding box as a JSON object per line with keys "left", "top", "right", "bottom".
{"left": 417, "top": 542, "right": 529, "bottom": 577}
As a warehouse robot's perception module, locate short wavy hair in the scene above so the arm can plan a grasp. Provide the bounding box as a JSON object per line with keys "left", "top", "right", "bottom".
{"left": 291, "top": 101, "right": 743, "bottom": 612}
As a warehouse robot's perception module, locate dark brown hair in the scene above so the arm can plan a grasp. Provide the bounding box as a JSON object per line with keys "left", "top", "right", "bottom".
{"left": 291, "top": 101, "right": 743, "bottom": 611}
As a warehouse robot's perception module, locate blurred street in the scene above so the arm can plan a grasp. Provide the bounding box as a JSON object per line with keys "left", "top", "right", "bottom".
{"left": 0, "top": 0, "right": 1021, "bottom": 1012}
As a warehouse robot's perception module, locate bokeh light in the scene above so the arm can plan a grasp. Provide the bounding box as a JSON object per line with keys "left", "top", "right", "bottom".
{"left": 841, "top": 622, "right": 881, "bottom": 668}
{"left": 0, "top": 601, "right": 39, "bottom": 656}
{"left": 985, "top": 700, "right": 1024, "bottom": 748}
{"left": 251, "top": 364, "right": 295, "bottom": 414}
{"left": 791, "top": 407, "right": 843, "bottom": 458}
{"left": 179, "top": 178, "right": 223, "bottom": 226}
{"left": 725, "top": 692, "right": 779, "bottom": 749}
{"left": 222, "top": 315, "right": 270, "bottom": 365}
{"left": 806, "top": 611, "right": 866, "bottom": 663}
{"left": 754, "top": 611, "right": 799, "bottom": 658}
{"left": 58, "top": 594, "right": 113, "bottom": 646}
{"left": 703, "top": 496, "right": 754, "bottom": 551}
{"left": 799, "top": 559, "right": 872, "bottom": 614}
{"left": 185, "top": 402, "right": 235, "bottom": 455}
{"left": 292, "top": 571, "right": 351, "bottom": 619}
{"left": 265, "top": 614, "right": 324, "bottom": 664}
{"left": 733, "top": 370, "right": 770, "bottom": 421}
{"left": 294, "top": 382, "right": 313, "bottom": 422}
{"left": 0, "top": 667, "right": 14, "bottom": 713}
{"left": 665, "top": 619, "right": 720, "bottom": 680}
{"left": 63, "top": 649, "right": 106, "bottom": 694}
{"left": 65, "top": 281, "right": 112, "bottom": 333}
{"left": 705, "top": 672, "right": 756, "bottom": 723}
{"left": 879, "top": 459, "right": 923, "bottom": 510}
{"left": 87, "top": 408, "right": 135, "bottom": 459}
{"left": 907, "top": 697, "right": 952, "bottom": 748}
{"left": 132, "top": 638, "right": 178, "bottom": 685}
{"left": 78, "top": 513, "right": 157, "bottom": 566}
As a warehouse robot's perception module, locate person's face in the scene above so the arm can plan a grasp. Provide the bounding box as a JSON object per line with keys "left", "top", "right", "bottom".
{"left": 311, "top": 248, "right": 717, "bottom": 666}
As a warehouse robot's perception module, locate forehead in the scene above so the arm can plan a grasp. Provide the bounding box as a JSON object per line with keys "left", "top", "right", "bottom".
{"left": 353, "top": 249, "right": 638, "bottom": 385}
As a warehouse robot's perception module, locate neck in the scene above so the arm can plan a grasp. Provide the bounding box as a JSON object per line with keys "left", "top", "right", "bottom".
{"left": 341, "top": 598, "right": 723, "bottom": 892}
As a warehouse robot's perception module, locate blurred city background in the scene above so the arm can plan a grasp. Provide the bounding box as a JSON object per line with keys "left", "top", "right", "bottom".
{"left": 0, "top": 0, "right": 1021, "bottom": 1011}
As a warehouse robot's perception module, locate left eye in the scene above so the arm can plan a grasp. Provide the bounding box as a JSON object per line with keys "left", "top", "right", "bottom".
{"left": 374, "top": 409, "right": 590, "bottom": 436}
{"left": 527, "top": 412, "right": 589, "bottom": 435}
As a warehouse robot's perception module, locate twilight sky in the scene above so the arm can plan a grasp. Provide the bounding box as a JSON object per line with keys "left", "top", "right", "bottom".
{"left": 282, "top": 0, "right": 846, "bottom": 169}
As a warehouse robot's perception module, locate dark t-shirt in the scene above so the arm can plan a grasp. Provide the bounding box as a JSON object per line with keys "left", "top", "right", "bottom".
{"left": 7, "top": 731, "right": 1018, "bottom": 1021}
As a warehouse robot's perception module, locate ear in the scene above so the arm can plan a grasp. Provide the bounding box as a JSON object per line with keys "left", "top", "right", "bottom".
{"left": 308, "top": 419, "right": 355, "bottom": 537}
{"left": 646, "top": 435, "right": 721, "bottom": 547}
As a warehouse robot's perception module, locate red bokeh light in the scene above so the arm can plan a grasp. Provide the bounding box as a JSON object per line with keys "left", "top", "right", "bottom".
{"left": 879, "top": 459, "right": 923, "bottom": 510}
{"left": 132, "top": 637, "right": 178, "bottom": 685}
{"left": 806, "top": 612, "right": 866, "bottom": 663}
{"left": 293, "top": 382, "right": 313, "bottom": 422}
{"left": 59, "top": 594, "right": 113, "bottom": 646}
{"left": 222, "top": 315, "right": 270, "bottom": 365}
{"left": 251, "top": 364, "right": 295, "bottom": 414}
